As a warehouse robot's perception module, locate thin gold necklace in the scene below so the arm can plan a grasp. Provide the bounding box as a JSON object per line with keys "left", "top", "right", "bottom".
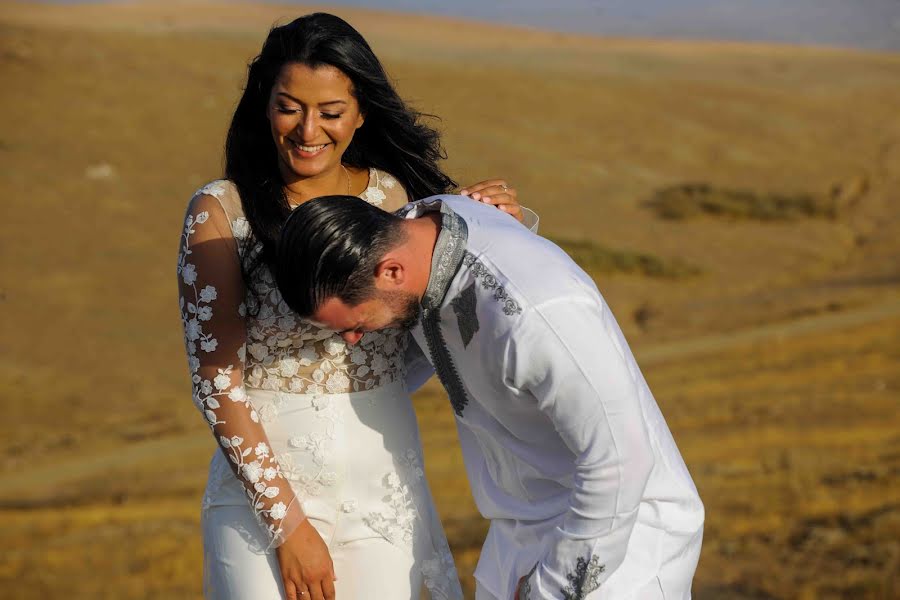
{"left": 341, "top": 164, "right": 352, "bottom": 195}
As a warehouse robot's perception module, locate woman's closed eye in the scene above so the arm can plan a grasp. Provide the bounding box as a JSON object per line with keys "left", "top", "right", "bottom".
{"left": 276, "top": 106, "right": 342, "bottom": 119}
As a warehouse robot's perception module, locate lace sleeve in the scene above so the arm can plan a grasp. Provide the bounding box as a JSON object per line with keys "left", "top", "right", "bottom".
{"left": 521, "top": 207, "right": 540, "bottom": 233}
{"left": 177, "top": 192, "right": 305, "bottom": 548}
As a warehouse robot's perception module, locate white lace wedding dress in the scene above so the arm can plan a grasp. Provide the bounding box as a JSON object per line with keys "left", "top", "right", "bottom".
{"left": 177, "top": 169, "right": 462, "bottom": 599}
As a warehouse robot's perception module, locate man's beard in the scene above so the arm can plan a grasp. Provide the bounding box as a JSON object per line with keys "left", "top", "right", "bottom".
{"left": 380, "top": 289, "right": 421, "bottom": 330}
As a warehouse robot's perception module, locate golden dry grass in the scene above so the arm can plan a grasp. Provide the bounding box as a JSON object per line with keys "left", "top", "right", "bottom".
{"left": 1, "top": 1, "right": 899, "bottom": 598}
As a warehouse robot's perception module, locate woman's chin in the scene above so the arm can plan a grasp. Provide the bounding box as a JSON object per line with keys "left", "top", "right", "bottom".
{"left": 284, "top": 156, "right": 334, "bottom": 179}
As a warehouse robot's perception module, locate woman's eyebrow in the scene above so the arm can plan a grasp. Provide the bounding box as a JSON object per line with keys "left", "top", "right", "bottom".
{"left": 275, "top": 92, "right": 347, "bottom": 107}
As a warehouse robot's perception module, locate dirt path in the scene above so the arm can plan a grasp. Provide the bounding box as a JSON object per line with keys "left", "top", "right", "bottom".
{"left": 3, "top": 295, "right": 898, "bottom": 500}
{"left": 637, "top": 294, "right": 900, "bottom": 365}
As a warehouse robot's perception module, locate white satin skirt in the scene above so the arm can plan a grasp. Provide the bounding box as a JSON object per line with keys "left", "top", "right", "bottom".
{"left": 201, "top": 381, "right": 462, "bottom": 599}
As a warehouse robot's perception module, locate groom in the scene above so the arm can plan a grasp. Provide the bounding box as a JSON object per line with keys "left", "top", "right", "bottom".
{"left": 275, "top": 194, "right": 704, "bottom": 600}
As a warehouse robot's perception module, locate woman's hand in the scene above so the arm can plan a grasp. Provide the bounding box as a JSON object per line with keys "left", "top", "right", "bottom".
{"left": 276, "top": 519, "right": 337, "bottom": 600}
{"left": 460, "top": 179, "right": 523, "bottom": 223}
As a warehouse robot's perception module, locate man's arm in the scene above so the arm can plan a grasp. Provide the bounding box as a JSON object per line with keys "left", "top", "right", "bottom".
{"left": 507, "top": 295, "right": 655, "bottom": 599}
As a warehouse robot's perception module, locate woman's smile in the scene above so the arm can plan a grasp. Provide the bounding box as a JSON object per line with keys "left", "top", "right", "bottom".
{"left": 289, "top": 140, "right": 330, "bottom": 158}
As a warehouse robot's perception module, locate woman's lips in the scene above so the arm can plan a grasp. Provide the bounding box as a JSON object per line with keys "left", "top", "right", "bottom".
{"left": 289, "top": 140, "right": 329, "bottom": 158}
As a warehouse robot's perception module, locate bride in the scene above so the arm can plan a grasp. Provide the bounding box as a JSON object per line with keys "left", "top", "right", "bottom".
{"left": 176, "top": 13, "right": 527, "bottom": 600}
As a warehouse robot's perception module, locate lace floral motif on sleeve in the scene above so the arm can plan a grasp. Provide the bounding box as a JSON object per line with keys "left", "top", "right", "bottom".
{"left": 178, "top": 188, "right": 305, "bottom": 547}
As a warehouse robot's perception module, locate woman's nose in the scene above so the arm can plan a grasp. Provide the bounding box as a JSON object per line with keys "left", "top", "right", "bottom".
{"left": 300, "top": 114, "right": 318, "bottom": 139}
{"left": 341, "top": 331, "right": 364, "bottom": 345}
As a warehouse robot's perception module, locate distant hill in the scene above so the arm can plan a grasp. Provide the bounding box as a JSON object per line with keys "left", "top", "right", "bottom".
{"left": 318, "top": 0, "right": 900, "bottom": 51}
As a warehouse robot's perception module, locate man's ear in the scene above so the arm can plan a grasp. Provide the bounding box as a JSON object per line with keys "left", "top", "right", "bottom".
{"left": 374, "top": 257, "right": 405, "bottom": 289}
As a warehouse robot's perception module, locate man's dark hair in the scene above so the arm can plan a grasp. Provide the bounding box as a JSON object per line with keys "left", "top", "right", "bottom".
{"left": 276, "top": 195, "right": 407, "bottom": 317}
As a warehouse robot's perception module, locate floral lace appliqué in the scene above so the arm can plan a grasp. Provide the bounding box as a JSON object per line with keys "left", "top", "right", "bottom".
{"left": 282, "top": 394, "right": 343, "bottom": 498}
{"left": 422, "top": 548, "right": 460, "bottom": 600}
{"left": 179, "top": 207, "right": 293, "bottom": 542}
{"left": 364, "top": 449, "right": 425, "bottom": 548}
{"left": 192, "top": 179, "right": 409, "bottom": 398}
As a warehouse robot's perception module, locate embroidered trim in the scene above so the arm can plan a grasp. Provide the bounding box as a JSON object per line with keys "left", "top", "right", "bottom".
{"left": 422, "top": 205, "right": 468, "bottom": 310}
{"left": 450, "top": 283, "right": 479, "bottom": 347}
{"left": 418, "top": 202, "right": 471, "bottom": 417}
{"left": 462, "top": 252, "right": 522, "bottom": 315}
{"left": 423, "top": 310, "right": 469, "bottom": 416}
{"left": 562, "top": 554, "right": 605, "bottom": 600}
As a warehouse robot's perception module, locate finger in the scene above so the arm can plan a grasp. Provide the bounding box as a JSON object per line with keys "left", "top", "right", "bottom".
{"left": 284, "top": 578, "right": 298, "bottom": 600}
{"left": 477, "top": 191, "right": 517, "bottom": 207}
{"left": 307, "top": 581, "right": 327, "bottom": 600}
{"left": 494, "top": 203, "right": 525, "bottom": 223}
{"left": 297, "top": 583, "right": 311, "bottom": 600}
{"left": 323, "top": 575, "right": 337, "bottom": 600}
{"left": 477, "top": 187, "right": 517, "bottom": 203}
{"left": 460, "top": 179, "right": 509, "bottom": 195}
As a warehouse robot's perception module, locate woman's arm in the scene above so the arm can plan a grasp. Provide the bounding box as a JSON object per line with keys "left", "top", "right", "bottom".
{"left": 178, "top": 192, "right": 337, "bottom": 599}
{"left": 178, "top": 192, "right": 305, "bottom": 546}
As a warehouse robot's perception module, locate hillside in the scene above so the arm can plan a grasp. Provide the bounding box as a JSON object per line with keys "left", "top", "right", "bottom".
{"left": 1, "top": 1, "right": 898, "bottom": 598}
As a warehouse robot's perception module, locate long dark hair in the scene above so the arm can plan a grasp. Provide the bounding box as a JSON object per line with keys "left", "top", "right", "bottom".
{"left": 225, "top": 12, "right": 456, "bottom": 294}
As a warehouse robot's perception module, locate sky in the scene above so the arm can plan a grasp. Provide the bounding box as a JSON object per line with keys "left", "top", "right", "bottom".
{"left": 293, "top": 0, "right": 900, "bottom": 51}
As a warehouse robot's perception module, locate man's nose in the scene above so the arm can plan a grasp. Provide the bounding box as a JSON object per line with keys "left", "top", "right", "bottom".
{"left": 341, "top": 331, "right": 364, "bottom": 345}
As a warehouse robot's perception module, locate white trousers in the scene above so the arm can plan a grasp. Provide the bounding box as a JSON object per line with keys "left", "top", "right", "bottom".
{"left": 475, "top": 579, "right": 668, "bottom": 600}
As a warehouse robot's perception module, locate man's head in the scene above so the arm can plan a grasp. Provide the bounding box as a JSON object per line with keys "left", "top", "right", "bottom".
{"left": 276, "top": 195, "right": 422, "bottom": 344}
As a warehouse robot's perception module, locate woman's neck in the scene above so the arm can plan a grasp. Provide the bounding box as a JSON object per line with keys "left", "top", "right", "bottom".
{"left": 280, "top": 163, "right": 353, "bottom": 205}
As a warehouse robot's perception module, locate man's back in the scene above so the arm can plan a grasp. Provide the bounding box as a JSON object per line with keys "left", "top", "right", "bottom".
{"left": 405, "top": 196, "right": 704, "bottom": 600}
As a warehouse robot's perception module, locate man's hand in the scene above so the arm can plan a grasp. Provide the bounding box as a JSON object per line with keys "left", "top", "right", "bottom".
{"left": 276, "top": 519, "right": 336, "bottom": 600}
{"left": 514, "top": 574, "right": 527, "bottom": 600}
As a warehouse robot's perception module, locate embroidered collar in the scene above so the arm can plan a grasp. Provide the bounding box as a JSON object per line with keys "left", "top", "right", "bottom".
{"left": 403, "top": 198, "right": 471, "bottom": 416}
{"left": 415, "top": 200, "right": 469, "bottom": 311}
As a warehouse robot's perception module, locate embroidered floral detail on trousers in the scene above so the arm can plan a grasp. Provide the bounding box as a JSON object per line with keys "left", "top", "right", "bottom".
{"left": 562, "top": 554, "right": 605, "bottom": 600}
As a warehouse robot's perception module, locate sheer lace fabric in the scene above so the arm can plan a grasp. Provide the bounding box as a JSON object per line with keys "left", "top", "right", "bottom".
{"left": 177, "top": 168, "right": 411, "bottom": 547}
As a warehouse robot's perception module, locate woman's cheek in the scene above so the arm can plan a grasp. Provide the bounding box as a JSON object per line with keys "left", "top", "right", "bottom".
{"left": 270, "top": 113, "right": 297, "bottom": 136}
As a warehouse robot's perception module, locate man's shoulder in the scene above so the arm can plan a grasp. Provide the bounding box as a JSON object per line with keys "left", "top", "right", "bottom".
{"left": 457, "top": 242, "right": 599, "bottom": 324}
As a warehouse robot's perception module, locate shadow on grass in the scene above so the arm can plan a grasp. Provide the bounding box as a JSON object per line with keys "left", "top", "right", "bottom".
{"left": 645, "top": 177, "right": 868, "bottom": 222}
{"left": 548, "top": 236, "right": 700, "bottom": 279}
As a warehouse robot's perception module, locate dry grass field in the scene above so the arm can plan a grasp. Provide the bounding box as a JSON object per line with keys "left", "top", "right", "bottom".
{"left": 2, "top": 1, "right": 899, "bottom": 598}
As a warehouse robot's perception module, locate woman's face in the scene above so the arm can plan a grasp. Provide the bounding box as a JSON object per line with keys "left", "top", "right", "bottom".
{"left": 267, "top": 62, "right": 364, "bottom": 183}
